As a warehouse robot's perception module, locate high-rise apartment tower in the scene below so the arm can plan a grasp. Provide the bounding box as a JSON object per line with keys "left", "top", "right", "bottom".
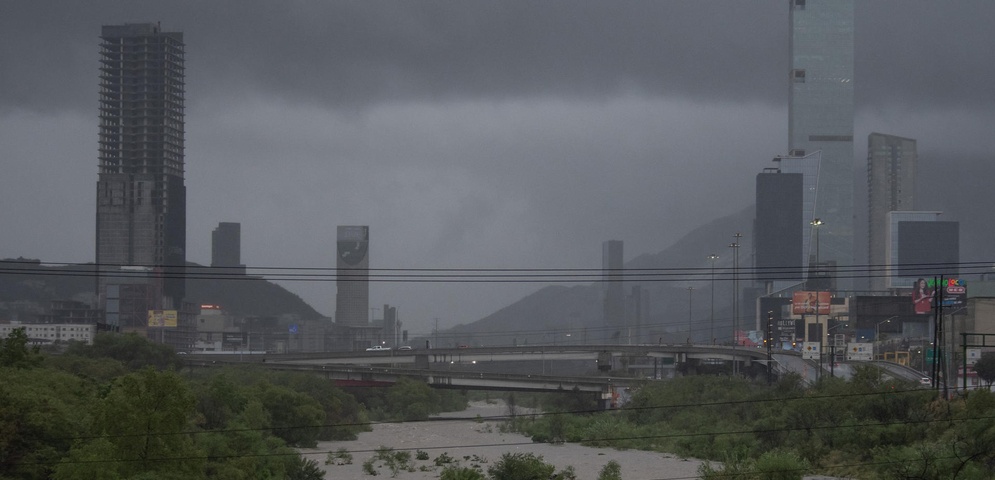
{"left": 789, "top": 0, "right": 855, "bottom": 286}
{"left": 867, "top": 133, "right": 917, "bottom": 291}
{"left": 96, "top": 23, "right": 186, "bottom": 311}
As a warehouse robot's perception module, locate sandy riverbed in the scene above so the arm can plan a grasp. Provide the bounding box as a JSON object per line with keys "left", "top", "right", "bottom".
{"left": 299, "top": 400, "right": 704, "bottom": 480}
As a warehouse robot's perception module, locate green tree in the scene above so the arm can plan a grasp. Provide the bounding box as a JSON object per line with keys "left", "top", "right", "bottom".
{"left": 0, "top": 367, "right": 92, "bottom": 479}
{"left": 384, "top": 378, "right": 442, "bottom": 421}
{"left": 0, "top": 327, "right": 42, "bottom": 368}
{"left": 488, "top": 452, "right": 556, "bottom": 480}
{"left": 66, "top": 332, "right": 182, "bottom": 370}
{"left": 440, "top": 465, "right": 486, "bottom": 480}
{"left": 973, "top": 352, "right": 995, "bottom": 388}
{"left": 287, "top": 456, "right": 325, "bottom": 480}
{"left": 53, "top": 367, "right": 202, "bottom": 479}
{"left": 598, "top": 460, "right": 622, "bottom": 480}
{"left": 253, "top": 381, "right": 325, "bottom": 447}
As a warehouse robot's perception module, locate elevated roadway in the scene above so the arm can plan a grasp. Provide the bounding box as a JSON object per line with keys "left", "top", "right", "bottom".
{"left": 197, "top": 343, "right": 780, "bottom": 368}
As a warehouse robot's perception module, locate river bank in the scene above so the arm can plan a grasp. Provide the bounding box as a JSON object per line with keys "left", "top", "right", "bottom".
{"left": 299, "top": 400, "right": 705, "bottom": 479}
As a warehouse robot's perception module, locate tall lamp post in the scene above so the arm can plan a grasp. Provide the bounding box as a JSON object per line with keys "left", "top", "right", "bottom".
{"left": 729, "top": 234, "right": 742, "bottom": 346}
{"left": 729, "top": 233, "right": 742, "bottom": 375}
{"left": 687, "top": 286, "right": 694, "bottom": 344}
{"left": 810, "top": 219, "right": 823, "bottom": 378}
{"left": 708, "top": 254, "right": 719, "bottom": 345}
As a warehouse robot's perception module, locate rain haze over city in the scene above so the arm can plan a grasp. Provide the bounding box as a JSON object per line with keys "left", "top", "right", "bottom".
{"left": 3, "top": 1, "right": 995, "bottom": 336}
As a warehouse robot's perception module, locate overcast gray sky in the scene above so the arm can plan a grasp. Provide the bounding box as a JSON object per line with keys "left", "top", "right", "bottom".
{"left": 3, "top": 1, "right": 995, "bottom": 336}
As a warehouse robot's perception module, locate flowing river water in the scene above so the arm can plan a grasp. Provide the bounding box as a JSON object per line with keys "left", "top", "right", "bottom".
{"left": 299, "top": 400, "right": 706, "bottom": 480}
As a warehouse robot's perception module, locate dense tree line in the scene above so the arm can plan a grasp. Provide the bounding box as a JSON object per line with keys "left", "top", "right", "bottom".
{"left": 0, "top": 330, "right": 465, "bottom": 480}
{"left": 512, "top": 369, "right": 995, "bottom": 479}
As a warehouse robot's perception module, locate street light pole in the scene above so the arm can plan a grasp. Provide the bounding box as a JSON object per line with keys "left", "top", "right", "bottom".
{"left": 810, "top": 219, "right": 823, "bottom": 380}
{"left": 687, "top": 286, "right": 694, "bottom": 344}
{"left": 708, "top": 254, "right": 719, "bottom": 345}
{"left": 729, "top": 233, "right": 742, "bottom": 375}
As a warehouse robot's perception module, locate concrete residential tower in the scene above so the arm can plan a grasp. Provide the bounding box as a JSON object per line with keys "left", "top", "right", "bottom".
{"left": 95, "top": 23, "right": 186, "bottom": 319}
{"left": 335, "top": 226, "right": 370, "bottom": 326}
{"left": 789, "top": 0, "right": 855, "bottom": 285}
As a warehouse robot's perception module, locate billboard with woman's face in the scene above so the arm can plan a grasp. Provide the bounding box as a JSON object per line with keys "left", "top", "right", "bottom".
{"left": 792, "top": 291, "right": 831, "bottom": 315}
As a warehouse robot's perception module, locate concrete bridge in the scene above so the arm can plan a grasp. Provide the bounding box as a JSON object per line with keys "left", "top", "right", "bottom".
{"left": 186, "top": 343, "right": 791, "bottom": 408}
{"left": 200, "top": 343, "right": 780, "bottom": 368}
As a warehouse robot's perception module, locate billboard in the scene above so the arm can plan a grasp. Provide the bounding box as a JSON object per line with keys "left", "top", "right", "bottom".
{"left": 792, "top": 291, "right": 831, "bottom": 315}
{"left": 147, "top": 310, "right": 178, "bottom": 328}
{"left": 912, "top": 278, "right": 967, "bottom": 314}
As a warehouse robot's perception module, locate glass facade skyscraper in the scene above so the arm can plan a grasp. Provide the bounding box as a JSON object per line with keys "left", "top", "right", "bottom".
{"left": 789, "top": 0, "right": 854, "bottom": 284}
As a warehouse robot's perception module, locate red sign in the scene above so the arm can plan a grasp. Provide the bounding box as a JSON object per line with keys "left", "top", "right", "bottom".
{"left": 792, "top": 291, "right": 831, "bottom": 315}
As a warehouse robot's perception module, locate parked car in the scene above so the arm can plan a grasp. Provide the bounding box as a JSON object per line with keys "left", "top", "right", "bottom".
{"left": 365, "top": 345, "right": 390, "bottom": 352}
{"left": 396, "top": 345, "right": 413, "bottom": 351}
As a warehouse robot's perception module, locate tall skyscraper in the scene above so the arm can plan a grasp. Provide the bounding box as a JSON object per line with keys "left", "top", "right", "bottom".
{"left": 755, "top": 168, "right": 804, "bottom": 287}
{"left": 789, "top": 0, "right": 854, "bottom": 286}
{"left": 96, "top": 23, "right": 186, "bottom": 317}
{"left": 602, "top": 240, "right": 624, "bottom": 341}
{"left": 211, "top": 222, "right": 243, "bottom": 270}
{"left": 867, "top": 133, "right": 917, "bottom": 291}
{"left": 335, "top": 226, "right": 370, "bottom": 326}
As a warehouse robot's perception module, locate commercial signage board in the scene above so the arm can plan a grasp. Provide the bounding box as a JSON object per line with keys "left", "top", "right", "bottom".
{"left": 147, "top": 310, "right": 177, "bottom": 328}
{"left": 912, "top": 278, "right": 967, "bottom": 314}
{"left": 792, "top": 291, "right": 831, "bottom": 315}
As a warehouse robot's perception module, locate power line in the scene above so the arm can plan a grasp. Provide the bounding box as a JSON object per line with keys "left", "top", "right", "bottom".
{"left": 2, "top": 259, "right": 991, "bottom": 284}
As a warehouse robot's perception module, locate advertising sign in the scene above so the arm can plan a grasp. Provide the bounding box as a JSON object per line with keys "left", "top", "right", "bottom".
{"left": 801, "top": 342, "right": 821, "bottom": 360}
{"left": 912, "top": 278, "right": 967, "bottom": 314}
{"left": 846, "top": 343, "right": 873, "bottom": 361}
{"left": 147, "top": 310, "right": 177, "bottom": 328}
{"left": 792, "top": 291, "right": 831, "bottom": 315}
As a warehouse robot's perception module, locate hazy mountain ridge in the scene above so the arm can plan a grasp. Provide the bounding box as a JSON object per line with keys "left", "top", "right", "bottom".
{"left": 0, "top": 260, "right": 322, "bottom": 321}
{"left": 443, "top": 206, "right": 755, "bottom": 345}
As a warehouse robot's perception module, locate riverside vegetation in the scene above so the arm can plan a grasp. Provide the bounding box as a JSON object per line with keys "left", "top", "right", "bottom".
{"left": 5, "top": 327, "right": 995, "bottom": 480}
{"left": 0, "top": 329, "right": 465, "bottom": 480}
{"left": 508, "top": 369, "right": 995, "bottom": 479}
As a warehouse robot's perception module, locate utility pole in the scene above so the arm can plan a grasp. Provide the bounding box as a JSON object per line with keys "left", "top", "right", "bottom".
{"left": 730, "top": 233, "right": 742, "bottom": 375}
{"left": 687, "top": 286, "right": 694, "bottom": 344}
{"left": 434, "top": 317, "right": 439, "bottom": 350}
{"left": 708, "top": 254, "right": 719, "bottom": 345}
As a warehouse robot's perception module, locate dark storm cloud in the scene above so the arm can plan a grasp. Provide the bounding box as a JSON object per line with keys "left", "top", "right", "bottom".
{"left": 3, "top": 1, "right": 995, "bottom": 329}
{"left": 4, "top": 1, "right": 995, "bottom": 114}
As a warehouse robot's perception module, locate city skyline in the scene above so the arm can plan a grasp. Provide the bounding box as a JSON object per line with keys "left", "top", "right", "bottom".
{"left": 3, "top": 2, "right": 995, "bottom": 335}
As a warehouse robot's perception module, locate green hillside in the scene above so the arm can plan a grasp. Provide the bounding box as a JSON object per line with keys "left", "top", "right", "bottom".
{"left": 0, "top": 259, "right": 322, "bottom": 320}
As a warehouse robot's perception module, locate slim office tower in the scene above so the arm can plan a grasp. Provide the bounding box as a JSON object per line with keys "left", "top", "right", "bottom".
{"left": 96, "top": 23, "right": 186, "bottom": 314}
{"left": 335, "top": 226, "right": 370, "bottom": 326}
{"left": 211, "top": 222, "right": 242, "bottom": 268}
{"left": 867, "top": 133, "right": 917, "bottom": 292}
{"left": 602, "top": 240, "right": 625, "bottom": 342}
{"left": 789, "top": 0, "right": 854, "bottom": 287}
{"left": 755, "top": 169, "right": 804, "bottom": 287}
